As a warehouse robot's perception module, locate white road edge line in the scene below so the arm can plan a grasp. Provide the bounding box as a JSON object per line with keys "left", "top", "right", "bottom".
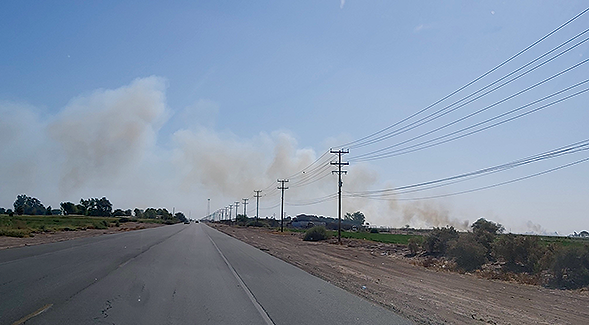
{"left": 204, "top": 226, "right": 275, "bottom": 325}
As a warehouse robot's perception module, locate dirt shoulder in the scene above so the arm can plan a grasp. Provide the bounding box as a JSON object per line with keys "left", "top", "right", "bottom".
{"left": 211, "top": 224, "right": 589, "bottom": 325}
{"left": 0, "top": 222, "right": 164, "bottom": 250}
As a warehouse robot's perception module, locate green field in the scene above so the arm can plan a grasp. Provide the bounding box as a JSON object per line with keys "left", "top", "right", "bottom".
{"left": 533, "top": 234, "right": 589, "bottom": 248}
{"left": 327, "top": 230, "right": 422, "bottom": 245}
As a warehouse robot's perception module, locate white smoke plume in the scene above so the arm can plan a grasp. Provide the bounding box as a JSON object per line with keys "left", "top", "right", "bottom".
{"left": 0, "top": 76, "right": 472, "bottom": 227}
{"left": 401, "top": 201, "right": 469, "bottom": 230}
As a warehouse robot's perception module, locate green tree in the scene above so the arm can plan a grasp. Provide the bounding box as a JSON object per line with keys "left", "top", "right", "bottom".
{"left": 344, "top": 211, "right": 365, "bottom": 226}
{"left": 112, "top": 209, "right": 126, "bottom": 217}
{"left": 175, "top": 212, "right": 187, "bottom": 223}
{"left": 60, "top": 202, "right": 77, "bottom": 215}
{"left": 45, "top": 206, "right": 53, "bottom": 215}
{"left": 423, "top": 226, "right": 459, "bottom": 255}
{"left": 144, "top": 208, "right": 157, "bottom": 219}
{"left": 14, "top": 194, "right": 46, "bottom": 215}
{"left": 134, "top": 208, "right": 144, "bottom": 218}
{"left": 471, "top": 218, "right": 504, "bottom": 256}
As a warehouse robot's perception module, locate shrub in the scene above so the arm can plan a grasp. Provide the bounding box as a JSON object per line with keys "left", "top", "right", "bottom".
{"left": 423, "top": 226, "right": 459, "bottom": 255}
{"left": 303, "top": 226, "right": 329, "bottom": 241}
{"left": 493, "top": 235, "right": 546, "bottom": 273}
{"left": 407, "top": 237, "right": 421, "bottom": 256}
{"left": 548, "top": 245, "right": 589, "bottom": 289}
{"left": 0, "top": 228, "right": 31, "bottom": 237}
{"left": 448, "top": 233, "right": 487, "bottom": 272}
{"left": 93, "top": 220, "right": 108, "bottom": 229}
{"left": 246, "top": 220, "right": 266, "bottom": 227}
{"left": 471, "top": 218, "right": 503, "bottom": 257}
{"left": 369, "top": 228, "right": 379, "bottom": 233}
{"left": 119, "top": 217, "right": 130, "bottom": 223}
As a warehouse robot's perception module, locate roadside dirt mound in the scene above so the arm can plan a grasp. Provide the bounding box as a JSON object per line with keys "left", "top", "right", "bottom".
{"left": 212, "top": 224, "right": 589, "bottom": 325}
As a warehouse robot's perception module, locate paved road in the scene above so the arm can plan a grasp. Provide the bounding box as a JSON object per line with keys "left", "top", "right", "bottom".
{"left": 0, "top": 223, "right": 411, "bottom": 324}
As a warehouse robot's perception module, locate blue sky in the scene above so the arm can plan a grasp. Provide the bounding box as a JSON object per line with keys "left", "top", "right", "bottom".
{"left": 1, "top": 1, "right": 588, "bottom": 234}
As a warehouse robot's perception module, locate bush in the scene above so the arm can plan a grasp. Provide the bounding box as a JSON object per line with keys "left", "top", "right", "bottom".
{"left": 407, "top": 237, "right": 421, "bottom": 256}
{"left": 246, "top": 220, "right": 266, "bottom": 227}
{"left": 93, "top": 220, "right": 108, "bottom": 229}
{"left": 493, "top": 235, "right": 546, "bottom": 273}
{"left": 548, "top": 245, "right": 589, "bottom": 289}
{"left": 471, "top": 218, "right": 503, "bottom": 257}
{"left": 423, "top": 226, "right": 459, "bottom": 255}
{"left": 0, "top": 228, "right": 31, "bottom": 237}
{"left": 369, "top": 228, "right": 379, "bottom": 233}
{"left": 303, "top": 226, "right": 329, "bottom": 241}
{"left": 448, "top": 233, "right": 487, "bottom": 272}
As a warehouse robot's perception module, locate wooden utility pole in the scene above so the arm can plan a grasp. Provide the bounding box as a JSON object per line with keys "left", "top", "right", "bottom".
{"left": 234, "top": 201, "right": 240, "bottom": 221}
{"left": 277, "top": 180, "right": 289, "bottom": 232}
{"left": 242, "top": 198, "right": 248, "bottom": 217}
{"left": 331, "top": 149, "right": 349, "bottom": 244}
{"left": 254, "top": 190, "right": 262, "bottom": 222}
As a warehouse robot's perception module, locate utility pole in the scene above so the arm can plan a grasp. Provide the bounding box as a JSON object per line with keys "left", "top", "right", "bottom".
{"left": 331, "top": 148, "right": 349, "bottom": 244}
{"left": 277, "top": 179, "right": 289, "bottom": 232}
{"left": 234, "top": 201, "right": 240, "bottom": 220}
{"left": 254, "top": 190, "right": 262, "bottom": 222}
{"left": 207, "top": 199, "right": 210, "bottom": 218}
{"left": 229, "top": 204, "right": 234, "bottom": 222}
{"left": 242, "top": 198, "right": 248, "bottom": 217}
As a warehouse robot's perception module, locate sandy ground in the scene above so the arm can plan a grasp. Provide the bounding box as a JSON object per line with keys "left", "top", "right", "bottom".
{"left": 0, "top": 222, "right": 164, "bottom": 250}
{"left": 212, "top": 224, "right": 589, "bottom": 325}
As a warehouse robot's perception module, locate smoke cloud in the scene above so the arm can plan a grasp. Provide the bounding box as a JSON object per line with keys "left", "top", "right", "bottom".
{"left": 0, "top": 76, "right": 472, "bottom": 227}
{"left": 48, "top": 76, "right": 168, "bottom": 192}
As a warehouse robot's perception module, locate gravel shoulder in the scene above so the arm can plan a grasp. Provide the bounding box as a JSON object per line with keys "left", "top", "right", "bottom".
{"left": 0, "top": 222, "right": 164, "bottom": 250}
{"left": 212, "top": 224, "right": 589, "bottom": 325}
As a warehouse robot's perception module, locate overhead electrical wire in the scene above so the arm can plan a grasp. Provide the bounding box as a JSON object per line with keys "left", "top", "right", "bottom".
{"left": 352, "top": 84, "right": 589, "bottom": 161}
{"left": 285, "top": 193, "right": 338, "bottom": 206}
{"left": 338, "top": 7, "right": 589, "bottom": 150}
{"left": 375, "top": 156, "right": 589, "bottom": 201}
{"left": 346, "top": 139, "right": 589, "bottom": 199}
{"left": 348, "top": 35, "right": 589, "bottom": 156}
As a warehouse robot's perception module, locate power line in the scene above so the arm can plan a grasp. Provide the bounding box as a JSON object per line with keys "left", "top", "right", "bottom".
{"left": 386, "top": 156, "right": 589, "bottom": 201}
{"left": 348, "top": 31, "right": 589, "bottom": 151}
{"left": 352, "top": 85, "right": 589, "bottom": 161}
{"left": 338, "top": 7, "right": 589, "bottom": 150}
{"left": 346, "top": 139, "right": 589, "bottom": 198}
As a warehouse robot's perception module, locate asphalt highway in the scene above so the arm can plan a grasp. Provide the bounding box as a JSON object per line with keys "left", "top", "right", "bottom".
{"left": 0, "top": 223, "right": 412, "bottom": 324}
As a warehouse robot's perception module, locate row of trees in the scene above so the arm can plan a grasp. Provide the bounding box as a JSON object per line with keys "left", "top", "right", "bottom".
{"left": 61, "top": 198, "right": 113, "bottom": 216}
{"left": 3, "top": 194, "right": 187, "bottom": 222}
{"left": 417, "top": 218, "right": 589, "bottom": 289}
